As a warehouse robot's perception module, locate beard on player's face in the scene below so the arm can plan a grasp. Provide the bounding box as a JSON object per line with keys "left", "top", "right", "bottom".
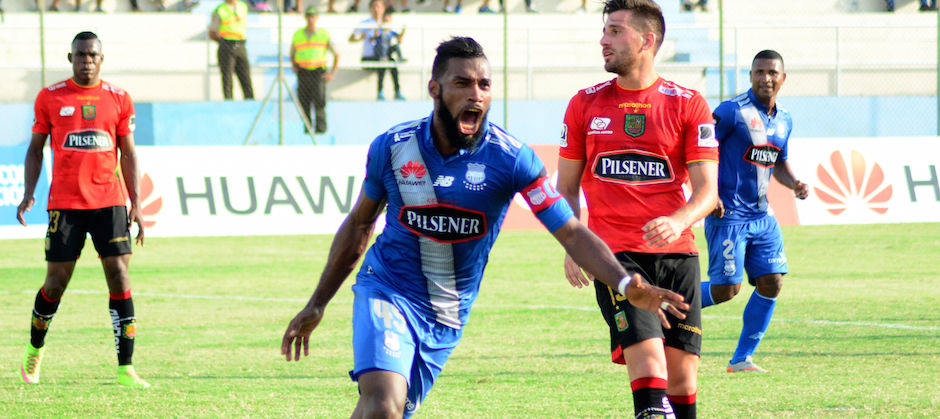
{"left": 435, "top": 95, "right": 487, "bottom": 150}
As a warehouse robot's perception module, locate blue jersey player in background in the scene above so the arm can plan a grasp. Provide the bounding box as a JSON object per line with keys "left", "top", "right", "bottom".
{"left": 702, "top": 50, "right": 809, "bottom": 373}
{"left": 280, "top": 37, "right": 691, "bottom": 418}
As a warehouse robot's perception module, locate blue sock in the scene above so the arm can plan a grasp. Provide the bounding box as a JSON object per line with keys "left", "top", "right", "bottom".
{"left": 700, "top": 282, "right": 715, "bottom": 308}
{"left": 730, "top": 290, "right": 776, "bottom": 364}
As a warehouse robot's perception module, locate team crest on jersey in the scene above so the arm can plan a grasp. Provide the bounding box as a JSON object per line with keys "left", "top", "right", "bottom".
{"left": 463, "top": 162, "right": 486, "bottom": 191}
{"left": 624, "top": 114, "right": 645, "bottom": 137}
{"left": 59, "top": 106, "right": 75, "bottom": 116}
{"left": 744, "top": 144, "right": 781, "bottom": 168}
{"left": 82, "top": 105, "right": 96, "bottom": 120}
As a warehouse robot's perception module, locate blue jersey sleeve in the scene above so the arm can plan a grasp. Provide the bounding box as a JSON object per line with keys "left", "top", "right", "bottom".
{"left": 712, "top": 100, "right": 737, "bottom": 142}
{"left": 514, "top": 144, "right": 574, "bottom": 233}
{"left": 363, "top": 135, "right": 389, "bottom": 202}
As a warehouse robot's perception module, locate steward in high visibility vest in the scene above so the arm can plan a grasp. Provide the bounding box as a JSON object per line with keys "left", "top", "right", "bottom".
{"left": 212, "top": 0, "right": 248, "bottom": 41}
{"left": 209, "top": 0, "right": 254, "bottom": 100}
{"left": 291, "top": 6, "right": 339, "bottom": 135}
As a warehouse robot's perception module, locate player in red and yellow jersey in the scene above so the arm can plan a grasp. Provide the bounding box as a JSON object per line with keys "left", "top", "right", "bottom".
{"left": 557, "top": 1, "right": 717, "bottom": 418}
{"left": 15, "top": 31, "right": 149, "bottom": 388}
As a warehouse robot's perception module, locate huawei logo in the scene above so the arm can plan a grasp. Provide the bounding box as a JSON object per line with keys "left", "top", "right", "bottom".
{"left": 139, "top": 173, "right": 163, "bottom": 228}
{"left": 399, "top": 161, "right": 427, "bottom": 179}
{"left": 814, "top": 150, "right": 892, "bottom": 215}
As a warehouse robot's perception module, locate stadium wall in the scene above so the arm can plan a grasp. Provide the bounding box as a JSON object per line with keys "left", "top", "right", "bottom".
{"left": 0, "top": 96, "right": 936, "bottom": 149}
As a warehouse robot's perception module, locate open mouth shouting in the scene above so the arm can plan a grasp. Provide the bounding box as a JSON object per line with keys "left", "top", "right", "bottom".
{"left": 458, "top": 107, "right": 483, "bottom": 135}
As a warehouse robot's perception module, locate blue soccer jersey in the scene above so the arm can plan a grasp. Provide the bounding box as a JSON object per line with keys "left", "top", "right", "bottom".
{"left": 358, "top": 114, "right": 573, "bottom": 330}
{"left": 711, "top": 89, "right": 793, "bottom": 223}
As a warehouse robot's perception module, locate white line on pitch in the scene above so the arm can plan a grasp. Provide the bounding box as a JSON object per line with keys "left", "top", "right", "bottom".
{"left": 7, "top": 289, "right": 939, "bottom": 332}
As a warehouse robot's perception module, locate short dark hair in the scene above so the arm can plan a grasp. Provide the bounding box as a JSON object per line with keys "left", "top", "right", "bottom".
{"left": 72, "top": 31, "right": 99, "bottom": 45}
{"left": 602, "top": 0, "right": 665, "bottom": 53}
{"left": 753, "top": 49, "right": 784, "bottom": 68}
{"left": 431, "top": 37, "right": 486, "bottom": 81}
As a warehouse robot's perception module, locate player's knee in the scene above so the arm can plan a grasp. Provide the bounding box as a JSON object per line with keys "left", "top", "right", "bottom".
{"left": 710, "top": 284, "right": 740, "bottom": 304}
{"left": 360, "top": 394, "right": 405, "bottom": 418}
{"left": 755, "top": 274, "right": 782, "bottom": 298}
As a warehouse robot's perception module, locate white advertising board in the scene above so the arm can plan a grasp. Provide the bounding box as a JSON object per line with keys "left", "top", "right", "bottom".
{"left": 788, "top": 137, "right": 940, "bottom": 225}
{"left": 136, "top": 145, "right": 369, "bottom": 237}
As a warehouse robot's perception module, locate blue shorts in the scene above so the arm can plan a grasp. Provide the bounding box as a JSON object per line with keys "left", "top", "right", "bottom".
{"left": 349, "top": 281, "right": 460, "bottom": 417}
{"left": 704, "top": 214, "right": 788, "bottom": 286}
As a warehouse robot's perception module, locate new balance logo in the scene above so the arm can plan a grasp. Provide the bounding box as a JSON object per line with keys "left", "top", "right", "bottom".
{"left": 433, "top": 176, "right": 455, "bottom": 187}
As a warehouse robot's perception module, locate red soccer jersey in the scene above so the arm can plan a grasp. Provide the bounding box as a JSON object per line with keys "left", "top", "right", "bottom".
{"left": 32, "top": 78, "right": 135, "bottom": 210}
{"left": 560, "top": 77, "right": 718, "bottom": 254}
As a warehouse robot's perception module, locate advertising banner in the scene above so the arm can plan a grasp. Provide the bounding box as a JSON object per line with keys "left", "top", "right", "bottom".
{"left": 3, "top": 138, "right": 937, "bottom": 240}
{"left": 786, "top": 137, "right": 940, "bottom": 225}
{"left": 1, "top": 145, "right": 51, "bottom": 239}
{"left": 134, "top": 146, "right": 369, "bottom": 237}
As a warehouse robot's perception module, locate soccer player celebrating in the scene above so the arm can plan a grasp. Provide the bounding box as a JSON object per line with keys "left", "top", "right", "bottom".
{"left": 702, "top": 50, "right": 808, "bottom": 373}
{"left": 16, "top": 31, "right": 149, "bottom": 388}
{"left": 557, "top": 1, "right": 718, "bottom": 418}
{"left": 281, "top": 36, "right": 690, "bottom": 418}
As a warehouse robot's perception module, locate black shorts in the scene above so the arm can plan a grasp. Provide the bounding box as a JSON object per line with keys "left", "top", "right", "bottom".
{"left": 594, "top": 251, "right": 703, "bottom": 363}
{"left": 45, "top": 206, "right": 132, "bottom": 262}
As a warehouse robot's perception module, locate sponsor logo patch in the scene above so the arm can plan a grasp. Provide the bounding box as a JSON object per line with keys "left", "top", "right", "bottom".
{"left": 743, "top": 144, "right": 781, "bottom": 168}
{"left": 697, "top": 123, "right": 718, "bottom": 147}
{"left": 432, "top": 175, "right": 454, "bottom": 187}
{"left": 588, "top": 116, "right": 613, "bottom": 135}
{"left": 624, "top": 114, "right": 645, "bottom": 137}
{"left": 59, "top": 106, "right": 75, "bottom": 116}
{"left": 592, "top": 150, "right": 673, "bottom": 185}
{"left": 398, "top": 204, "right": 486, "bottom": 243}
{"left": 560, "top": 124, "right": 568, "bottom": 148}
{"left": 63, "top": 129, "right": 113, "bottom": 151}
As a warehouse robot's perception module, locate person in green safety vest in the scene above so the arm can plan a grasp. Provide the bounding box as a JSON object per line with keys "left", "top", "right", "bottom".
{"left": 209, "top": 0, "right": 255, "bottom": 100}
{"left": 291, "top": 6, "right": 339, "bottom": 134}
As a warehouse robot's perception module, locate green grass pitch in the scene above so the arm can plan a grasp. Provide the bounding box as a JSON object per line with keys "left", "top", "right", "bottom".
{"left": 1, "top": 223, "right": 938, "bottom": 417}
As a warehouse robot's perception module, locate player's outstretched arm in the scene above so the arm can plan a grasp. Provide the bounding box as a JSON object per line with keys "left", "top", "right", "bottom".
{"left": 281, "top": 190, "right": 385, "bottom": 361}
{"left": 551, "top": 218, "right": 690, "bottom": 327}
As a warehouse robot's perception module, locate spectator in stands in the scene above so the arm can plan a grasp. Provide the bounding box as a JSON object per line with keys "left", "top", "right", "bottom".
{"left": 344, "top": 0, "right": 409, "bottom": 13}
{"left": 44, "top": 0, "right": 103, "bottom": 12}
{"left": 291, "top": 6, "right": 339, "bottom": 134}
{"left": 350, "top": 0, "right": 404, "bottom": 101}
{"left": 380, "top": 9, "right": 406, "bottom": 63}
{"left": 885, "top": 0, "right": 937, "bottom": 11}
{"left": 681, "top": 0, "right": 707, "bottom": 12}
{"left": 209, "top": 0, "right": 255, "bottom": 100}
{"left": 477, "top": 0, "right": 537, "bottom": 13}
{"left": 575, "top": 0, "right": 586, "bottom": 13}
{"left": 443, "top": 0, "right": 461, "bottom": 12}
